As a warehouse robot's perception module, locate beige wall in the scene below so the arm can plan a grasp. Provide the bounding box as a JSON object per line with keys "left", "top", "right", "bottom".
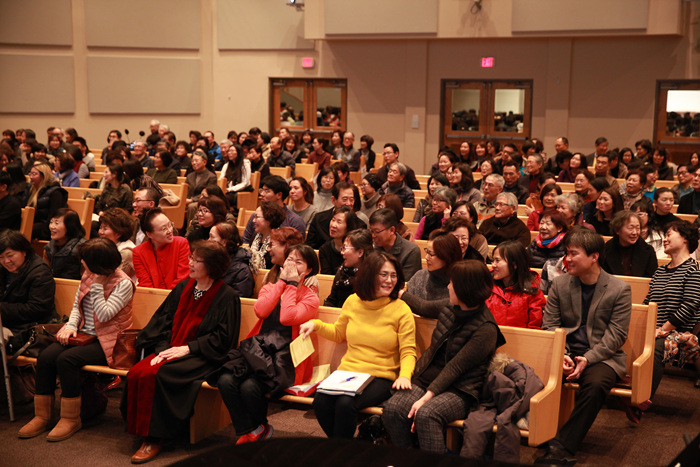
{"left": 0, "top": 0, "right": 698, "bottom": 175}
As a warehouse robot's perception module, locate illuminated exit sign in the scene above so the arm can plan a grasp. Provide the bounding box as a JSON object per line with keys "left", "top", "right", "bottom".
{"left": 481, "top": 57, "right": 495, "bottom": 68}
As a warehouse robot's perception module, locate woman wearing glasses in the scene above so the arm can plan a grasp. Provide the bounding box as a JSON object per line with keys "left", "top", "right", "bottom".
{"left": 406, "top": 230, "right": 462, "bottom": 301}
{"left": 185, "top": 196, "right": 228, "bottom": 243}
{"left": 324, "top": 229, "right": 373, "bottom": 308}
{"left": 132, "top": 208, "right": 190, "bottom": 289}
{"left": 300, "top": 251, "right": 417, "bottom": 439}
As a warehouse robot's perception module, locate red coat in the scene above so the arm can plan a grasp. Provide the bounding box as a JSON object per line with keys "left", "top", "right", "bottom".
{"left": 252, "top": 279, "right": 319, "bottom": 385}
{"left": 133, "top": 236, "right": 190, "bottom": 289}
{"left": 485, "top": 273, "right": 545, "bottom": 329}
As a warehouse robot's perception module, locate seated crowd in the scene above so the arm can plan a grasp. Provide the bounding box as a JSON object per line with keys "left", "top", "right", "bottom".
{"left": 1, "top": 125, "right": 699, "bottom": 465}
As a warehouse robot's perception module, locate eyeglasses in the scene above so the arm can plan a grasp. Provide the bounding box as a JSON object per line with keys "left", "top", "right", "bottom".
{"left": 423, "top": 248, "right": 435, "bottom": 257}
{"left": 340, "top": 246, "right": 356, "bottom": 252}
{"left": 378, "top": 272, "right": 398, "bottom": 280}
{"left": 494, "top": 202, "right": 512, "bottom": 208}
{"left": 156, "top": 223, "right": 174, "bottom": 233}
{"left": 370, "top": 227, "right": 388, "bottom": 235}
{"left": 197, "top": 207, "right": 211, "bottom": 214}
{"left": 189, "top": 255, "right": 204, "bottom": 263}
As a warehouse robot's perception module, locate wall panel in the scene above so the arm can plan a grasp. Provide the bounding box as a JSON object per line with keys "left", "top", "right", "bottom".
{"left": 0, "top": 0, "right": 72, "bottom": 46}
{"left": 324, "top": 0, "right": 438, "bottom": 36}
{"left": 87, "top": 57, "right": 200, "bottom": 114}
{"left": 512, "top": 0, "right": 648, "bottom": 33}
{"left": 0, "top": 55, "right": 75, "bottom": 113}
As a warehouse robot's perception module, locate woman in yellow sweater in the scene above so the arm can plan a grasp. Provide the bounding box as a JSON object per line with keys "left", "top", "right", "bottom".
{"left": 300, "top": 251, "right": 417, "bottom": 438}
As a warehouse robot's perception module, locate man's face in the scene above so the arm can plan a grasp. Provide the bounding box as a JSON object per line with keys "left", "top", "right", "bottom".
{"left": 279, "top": 128, "right": 290, "bottom": 139}
{"left": 502, "top": 166, "right": 519, "bottom": 186}
{"left": 494, "top": 195, "right": 515, "bottom": 219}
{"left": 270, "top": 137, "right": 281, "bottom": 152}
{"left": 526, "top": 156, "right": 542, "bottom": 175}
{"left": 191, "top": 154, "right": 206, "bottom": 172}
{"left": 333, "top": 188, "right": 354, "bottom": 209}
{"left": 383, "top": 147, "right": 398, "bottom": 165}
{"left": 595, "top": 141, "right": 609, "bottom": 155}
{"left": 343, "top": 132, "right": 354, "bottom": 149}
{"left": 52, "top": 128, "right": 63, "bottom": 141}
{"left": 501, "top": 146, "right": 515, "bottom": 163}
{"left": 483, "top": 176, "right": 502, "bottom": 201}
{"left": 204, "top": 132, "right": 214, "bottom": 145}
{"left": 677, "top": 166, "right": 691, "bottom": 185}
{"left": 108, "top": 131, "right": 120, "bottom": 142}
{"left": 387, "top": 164, "right": 404, "bottom": 184}
{"left": 565, "top": 246, "right": 598, "bottom": 277}
{"left": 132, "top": 142, "right": 146, "bottom": 157}
{"left": 260, "top": 185, "right": 281, "bottom": 203}
{"left": 595, "top": 156, "right": 609, "bottom": 176}
{"left": 132, "top": 189, "right": 155, "bottom": 217}
{"left": 626, "top": 174, "right": 642, "bottom": 194}
{"left": 370, "top": 222, "right": 394, "bottom": 248}
{"left": 149, "top": 121, "right": 159, "bottom": 133}
{"left": 692, "top": 168, "right": 700, "bottom": 191}
{"left": 554, "top": 138, "right": 567, "bottom": 153}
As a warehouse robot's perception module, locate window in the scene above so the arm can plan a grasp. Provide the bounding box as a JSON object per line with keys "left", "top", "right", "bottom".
{"left": 270, "top": 78, "right": 347, "bottom": 136}
{"left": 441, "top": 80, "right": 532, "bottom": 154}
{"left": 655, "top": 80, "right": 700, "bottom": 162}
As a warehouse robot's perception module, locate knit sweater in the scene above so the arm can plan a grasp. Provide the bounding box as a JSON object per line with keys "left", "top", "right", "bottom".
{"left": 405, "top": 268, "right": 450, "bottom": 301}
{"left": 644, "top": 258, "right": 700, "bottom": 332}
{"left": 313, "top": 294, "right": 416, "bottom": 381}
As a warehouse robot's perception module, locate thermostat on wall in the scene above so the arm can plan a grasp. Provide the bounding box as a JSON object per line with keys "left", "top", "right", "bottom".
{"left": 302, "top": 57, "right": 315, "bottom": 69}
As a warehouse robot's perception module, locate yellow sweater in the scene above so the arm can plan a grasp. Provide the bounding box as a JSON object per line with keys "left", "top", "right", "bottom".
{"left": 314, "top": 294, "right": 417, "bottom": 381}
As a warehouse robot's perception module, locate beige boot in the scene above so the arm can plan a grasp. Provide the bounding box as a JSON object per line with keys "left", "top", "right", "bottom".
{"left": 18, "top": 395, "right": 54, "bottom": 439}
{"left": 46, "top": 396, "right": 82, "bottom": 442}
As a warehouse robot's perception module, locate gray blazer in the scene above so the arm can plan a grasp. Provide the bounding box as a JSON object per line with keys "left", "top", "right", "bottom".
{"left": 542, "top": 269, "right": 631, "bottom": 378}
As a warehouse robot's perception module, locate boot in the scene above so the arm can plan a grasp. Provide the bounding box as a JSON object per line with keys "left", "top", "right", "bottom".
{"left": 18, "top": 395, "right": 54, "bottom": 439}
{"left": 46, "top": 396, "right": 82, "bottom": 442}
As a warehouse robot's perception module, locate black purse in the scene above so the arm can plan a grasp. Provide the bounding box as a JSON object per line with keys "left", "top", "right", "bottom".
{"left": 238, "top": 330, "right": 295, "bottom": 397}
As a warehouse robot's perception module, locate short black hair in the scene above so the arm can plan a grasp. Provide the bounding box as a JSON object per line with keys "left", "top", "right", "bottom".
{"left": 369, "top": 207, "right": 398, "bottom": 229}
{"left": 287, "top": 244, "right": 319, "bottom": 278}
{"left": 563, "top": 226, "right": 605, "bottom": 258}
{"left": 331, "top": 181, "right": 353, "bottom": 200}
{"left": 449, "top": 260, "right": 493, "bottom": 307}
{"left": 191, "top": 240, "right": 230, "bottom": 280}
{"left": 140, "top": 207, "right": 166, "bottom": 233}
{"left": 383, "top": 143, "right": 399, "bottom": 154}
{"left": 665, "top": 220, "right": 699, "bottom": 253}
{"left": 78, "top": 238, "right": 122, "bottom": 275}
{"left": 157, "top": 150, "right": 173, "bottom": 168}
{"left": 653, "top": 187, "right": 674, "bottom": 201}
{"left": 261, "top": 175, "right": 290, "bottom": 199}
{"left": 0, "top": 230, "right": 35, "bottom": 259}
{"left": 53, "top": 208, "right": 85, "bottom": 239}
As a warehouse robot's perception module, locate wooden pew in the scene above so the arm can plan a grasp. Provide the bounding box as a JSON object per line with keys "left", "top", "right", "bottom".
{"left": 159, "top": 183, "right": 187, "bottom": 230}
{"left": 403, "top": 208, "right": 417, "bottom": 223}
{"left": 269, "top": 166, "right": 291, "bottom": 179}
{"left": 67, "top": 197, "right": 94, "bottom": 239}
{"left": 296, "top": 163, "right": 318, "bottom": 183}
{"left": 20, "top": 207, "right": 35, "bottom": 241}
{"left": 237, "top": 171, "right": 261, "bottom": 211}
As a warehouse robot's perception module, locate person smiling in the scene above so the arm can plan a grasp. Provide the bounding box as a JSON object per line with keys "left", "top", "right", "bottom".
{"left": 324, "top": 229, "right": 373, "bottom": 308}
{"left": 132, "top": 208, "right": 189, "bottom": 289}
{"left": 319, "top": 206, "right": 360, "bottom": 275}
{"left": 300, "top": 250, "right": 416, "bottom": 439}
{"left": 43, "top": 208, "right": 86, "bottom": 280}
{"left": 601, "top": 211, "right": 657, "bottom": 278}
{"left": 406, "top": 230, "right": 462, "bottom": 301}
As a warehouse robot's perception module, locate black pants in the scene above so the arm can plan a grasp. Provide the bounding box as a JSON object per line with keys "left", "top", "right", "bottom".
{"left": 218, "top": 373, "right": 270, "bottom": 435}
{"left": 554, "top": 362, "right": 617, "bottom": 454}
{"left": 650, "top": 336, "right": 666, "bottom": 399}
{"left": 312, "top": 377, "right": 393, "bottom": 439}
{"left": 35, "top": 341, "right": 107, "bottom": 398}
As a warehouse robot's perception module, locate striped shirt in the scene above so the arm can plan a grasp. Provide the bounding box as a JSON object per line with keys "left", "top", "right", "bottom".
{"left": 66, "top": 280, "right": 134, "bottom": 336}
{"left": 644, "top": 258, "right": 700, "bottom": 332}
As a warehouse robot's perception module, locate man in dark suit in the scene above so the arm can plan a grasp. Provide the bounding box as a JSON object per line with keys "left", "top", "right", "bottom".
{"left": 536, "top": 227, "right": 631, "bottom": 465}
{"left": 585, "top": 136, "right": 608, "bottom": 166}
{"left": 677, "top": 166, "right": 700, "bottom": 214}
{"left": 305, "top": 182, "right": 366, "bottom": 249}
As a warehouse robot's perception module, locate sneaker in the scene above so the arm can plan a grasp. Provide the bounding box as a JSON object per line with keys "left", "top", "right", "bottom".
{"left": 236, "top": 424, "right": 273, "bottom": 444}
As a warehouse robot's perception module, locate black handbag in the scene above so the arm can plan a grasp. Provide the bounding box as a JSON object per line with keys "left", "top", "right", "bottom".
{"left": 238, "top": 330, "right": 295, "bottom": 397}
{"left": 7, "top": 322, "right": 66, "bottom": 360}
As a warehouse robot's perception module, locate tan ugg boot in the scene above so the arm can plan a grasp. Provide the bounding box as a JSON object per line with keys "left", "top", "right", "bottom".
{"left": 18, "top": 395, "right": 54, "bottom": 439}
{"left": 46, "top": 396, "right": 82, "bottom": 442}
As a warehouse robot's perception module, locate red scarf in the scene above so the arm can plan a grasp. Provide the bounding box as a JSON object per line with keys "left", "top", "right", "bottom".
{"left": 170, "top": 279, "right": 223, "bottom": 346}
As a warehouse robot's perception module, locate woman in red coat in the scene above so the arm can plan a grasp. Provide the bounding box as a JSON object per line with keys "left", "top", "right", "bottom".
{"left": 132, "top": 208, "right": 190, "bottom": 289}
{"left": 486, "top": 240, "right": 544, "bottom": 329}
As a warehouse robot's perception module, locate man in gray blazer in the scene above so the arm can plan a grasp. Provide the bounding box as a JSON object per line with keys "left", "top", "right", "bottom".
{"left": 536, "top": 227, "right": 631, "bottom": 466}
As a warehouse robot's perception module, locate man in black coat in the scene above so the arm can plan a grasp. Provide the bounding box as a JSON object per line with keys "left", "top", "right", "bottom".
{"left": 305, "top": 182, "right": 366, "bottom": 249}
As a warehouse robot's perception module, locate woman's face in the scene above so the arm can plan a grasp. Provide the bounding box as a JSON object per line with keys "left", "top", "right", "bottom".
{"left": 49, "top": 137, "right": 60, "bottom": 150}
{"left": 360, "top": 179, "right": 375, "bottom": 197}
{"left": 359, "top": 140, "right": 368, "bottom": 151}
{"left": 451, "top": 168, "right": 463, "bottom": 185}
{"left": 341, "top": 238, "right": 363, "bottom": 268}
{"left": 428, "top": 178, "right": 443, "bottom": 196}
{"left": 450, "top": 227, "right": 470, "bottom": 254}
{"left": 539, "top": 216, "right": 561, "bottom": 240}
{"left": 286, "top": 249, "right": 311, "bottom": 279}
{"left": 49, "top": 216, "right": 67, "bottom": 242}
{"left": 104, "top": 167, "right": 114, "bottom": 183}
{"left": 331, "top": 132, "right": 341, "bottom": 146}
{"left": 634, "top": 208, "right": 649, "bottom": 228}
{"left": 542, "top": 189, "right": 558, "bottom": 209}
{"left": 238, "top": 133, "right": 248, "bottom": 145}
{"left": 197, "top": 205, "right": 215, "bottom": 228}
{"left": 189, "top": 251, "right": 209, "bottom": 282}
{"left": 557, "top": 202, "right": 576, "bottom": 223}
{"left": 438, "top": 155, "right": 452, "bottom": 174}
{"left": 646, "top": 170, "right": 658, "bottom": 187}
{"left": 622, "top": 150, "right": 633, "bottom": 164}
{"left": 289, "top": 180, "right": 304, "bottom": 202}
{"left": 189, "top": 134, "right": 198, "bottom": 146}
{"left": 267, "top": 239, "right": 286, "bottom": 266}
{"left": 570, "top": 154, "right": 581, "bottom": 169}
{"left": 425, "top": 240, "right": 446, "bottom": 272}
{"left": 320, "top": 172, "right": 335, "bottom": 191}
{"left": 652, "top": 151, "right": 664, "bottom": 166}
{"left": 452, "top": 204, "right": 471, "bottom": 221}
{"left": 486, "top": 142, "right": 496, "bottom": 156}
{"left": 329, "top": 213, "right": 347, "bottom": 239}
{"left": 175, "top": 144, "right": 187, "bottom": 157}
{"left": 460, "top": 142, "right": 470, "bottom": 157}
{"left": 574, "top": 173, "right": 589, "bottom": 192}
{"left": 618, "top": 217, "right": 641, "bottom": 247}
{"left": 691, "top": 153, "right": 699, "bottom": 166}
{"left": 227, "top": 146, "right": 238, "bottom": 162}
{"left": 374, "top": 260, "right": 397, "bottom": 298}
{"left": 29, "top": 167, "right": 42, "bottom": 187}
{"left": 475, "top": 144, "right": 486, "bottom": 157}
{"left": 0, "top": 248, "right": 27, "bottom": 273}
{"left": 208, "top": 226, "right": 223, "bottom": 245}
{"left": 480, "top": 161, "right": 493, "bottom": 177}
{"left": 285, "top": 139, "right": 295, "bottom": 152}
{"left": 153, "top": 153, "right": 164, "bottom": 170}
{"left": 431, "top": 197, "right": 449, "bottom": 215}
{"left": 491, "top": 249, "right": 510, "bottom": 282}
{"left": 53, "top": 157, "right": 61, "bottom": 172}
{"left": 302, "top": 133, "right": 311, "bottom": 144}
{"left": 253, "top": 207, "right": 270, "bottom": 234}
{"left": 147, "top": 213, "right": 174, "bottom": 246}
{"left": 247, "top": 149, "right": 260, "bottom": 162}
{"left": 596, "top": 192, "right": 613, "bottom": 214}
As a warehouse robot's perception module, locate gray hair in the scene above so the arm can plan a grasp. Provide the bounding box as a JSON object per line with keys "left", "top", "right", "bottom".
{"left": 220, "top": 139, "right": 232, "bottom": 148}
{"left": 486, "top": 173, "right": 505, "bottom": 188}
{"left": 496, "top": 192, "right": 519, "bottom": 207}
{"left": 529, "top": 153, "right": 544, "bottom": 165}
{"left": 390, "top": 162, "right": 407, "bottom": 176}
{"left": 159, "top": 124, "right": 169, "bottom": 132}
{"left": 556, "top": 192, "right": 584, "bottom": 214}
{"left": 432, "top": 186, "right": 457, "bottom": 207}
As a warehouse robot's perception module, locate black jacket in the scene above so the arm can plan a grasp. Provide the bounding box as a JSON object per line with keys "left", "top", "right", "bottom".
{"left": 44, "top": 237, "right": 86, "bottom": 280}
{"left": 221, "top": 248, "right": 255, "bottom": 298}
{"left": 24, "top": 182, "right": 68, "bottom": 240}
{"left": 602, "top": 237, "right": 658, "bottom": 278}
{"left": 0, "top": 254, "right": 57, "bottom": 331}
{"left": 678, "top": 190, "right": 700, "bottom": 215}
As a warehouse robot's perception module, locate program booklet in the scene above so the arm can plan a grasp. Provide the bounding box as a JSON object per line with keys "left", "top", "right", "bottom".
{"left": 316, "top": 370, "right": 375, "bottom": 397}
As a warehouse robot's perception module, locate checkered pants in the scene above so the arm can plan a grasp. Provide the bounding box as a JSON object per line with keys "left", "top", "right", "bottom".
{"left": 382, "top": 385, "right": 469, "bottom": 454}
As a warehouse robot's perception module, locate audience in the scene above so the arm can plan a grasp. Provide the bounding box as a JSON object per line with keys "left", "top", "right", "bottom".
{"left": 442, "top": 216, "right": 484, "bottom": 261}
{"left": 186, "top": 196, "right": 228, "bottom": 243}
{"left": 288, "top": 177, "right": 317, "bottom": 227}
{"left": 98, "top": 207, "right": 136, "bottom": 280}
{"left": 479, "top": 193, "right": 530, "bottom": 248}
{"left": 406, "top": 230, "right": 462, "bottom": 300}
{"left": 145, "top": 150, "right": 178, "bottom": 185}
{"left": 0, "top": 171, "right": 21, "bottom": 233}
{"left": 267, "top": 136, "right": 296, "bottom": 176}
{"left": 359, "top": 173, "right": 383, "bottom": 220}
{"left": 185, "top": 150, "right": 217, "bottom": 222}
{"left": 450, "top": 201, "right": 489, "bottom": 259}
{"left": 132, "top": 208, "right": 189, "bottom": 289}
{"left": 242, "top": 175, "right": 306, "bottom": 244}
{"left": 379, "top": 162, "right": 415, "bottom": 208}
{"left": 369, "top": 208, "right": 422, "bottom": 281}
{"left": 313, "top": 166, "right": 337, "bottom": 213}
{"left": 586, "top": 186, "right": 624, "bottom": 236}
{"left": 307, "top": 137, "right": 332, "bottom": 169}
{"left": 631, "top": 198, "right": 665, "bottom": 257}
{"left": 526, "top": 182, "right": 562, "bottom": 231}
{"left": 602, "top": 211, "right": 658, "bottom": 278}
{"left": 377, "top": 194, "right": 412, "bottom": 241}
{"left": 413, "top": 173, "right": 449, "bottom": 222}
{"left": 300, "top": 251, "right": 416, "bottom": 439}
{"left": 473, "top": 173, "right": 504, "bottom": 227}
{"left": 207, "top": 221, "right": 254, "bottom": 298}
{"left": 415, "top": 187, "right": 456, "bottom": 240}
{"left": 448, "top": 162, "right": 480, "bottom": 203}
{"left": 650, "top": 187, "right": 680, "bottom": 230}
{"left": 529, "top": 212, "right": 568, "bottom": 269}
{"left": 319, "top": 206, "right": 360, "bottom": 275}
{"left": 249, "top": 201, "right": 286, "bottom": 271}
{"left": 24, "top": 163, "right": 68, "bottom": 240}
{"left": 44, "top": 208, "right": 86, "bottom": 280}
{"left": 324, "top": 229, "right": 373, "bottom": 308}
{"left": 306, "top": 181, "right": 358, "bottom": 249}
{"left": 376, "top": 143, "right": 421, "bottom": 190}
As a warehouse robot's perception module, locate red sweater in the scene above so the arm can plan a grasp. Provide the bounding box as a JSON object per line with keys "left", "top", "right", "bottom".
{"left": 133, "top": 236, "right": 190, "bottom": 289}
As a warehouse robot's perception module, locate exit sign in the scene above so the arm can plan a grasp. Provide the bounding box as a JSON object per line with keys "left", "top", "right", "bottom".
{"left": 481, "top": 57, "right": 495, "bottom": 68}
